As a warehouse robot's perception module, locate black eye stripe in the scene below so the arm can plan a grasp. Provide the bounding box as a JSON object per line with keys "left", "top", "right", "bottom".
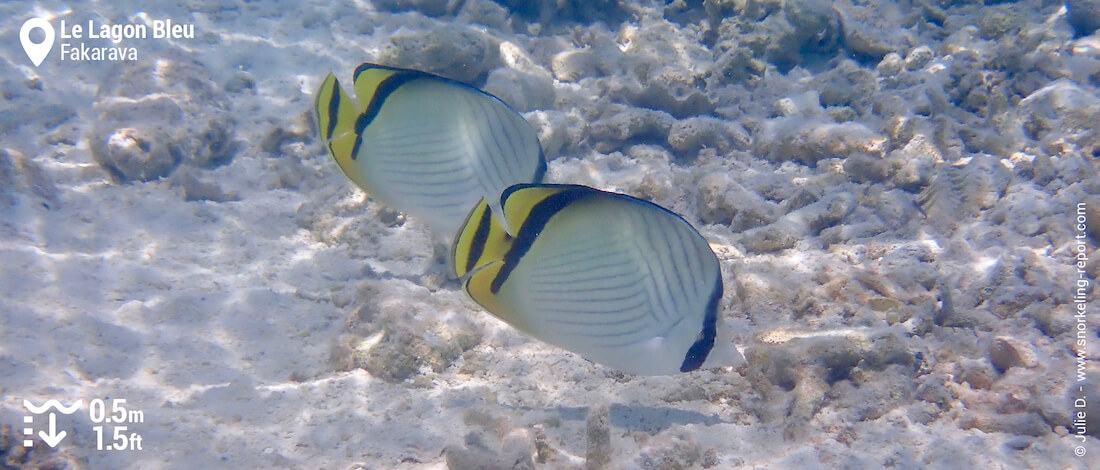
{"left": 465, "top": 205, "right": 493, "bottom": 275}
{"left": 347, "top": 71, "right": 424, "bottom": 161}
{"left": 491, "top": 188, "right": 589, "bottom": 294}
{"left": 355, "top": 72, "right": 423, "bottom": 135}
{"left": 324, "top": 82, "right": 341, "bottom": 141}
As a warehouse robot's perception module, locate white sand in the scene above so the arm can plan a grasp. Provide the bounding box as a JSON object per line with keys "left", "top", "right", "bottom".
{"left": 2, "top": 0, "right": 1099, "bottom": 469}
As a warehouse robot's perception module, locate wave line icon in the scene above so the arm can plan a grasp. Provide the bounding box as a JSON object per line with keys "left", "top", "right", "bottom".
{"left": 24, "top": 399, "right": 82, "bottom": 414}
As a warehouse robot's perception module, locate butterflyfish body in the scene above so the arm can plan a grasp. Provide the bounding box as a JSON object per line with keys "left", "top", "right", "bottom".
{"left": 452, "top": 183, "right": 743, "bottom": 375}
{"left": 314, "top": 63, "right": 546, "bottom": 236}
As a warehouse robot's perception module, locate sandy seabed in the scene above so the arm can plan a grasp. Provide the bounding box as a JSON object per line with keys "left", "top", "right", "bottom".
{"left": 2, "top": 0, "right": 1100, "bottom": 468}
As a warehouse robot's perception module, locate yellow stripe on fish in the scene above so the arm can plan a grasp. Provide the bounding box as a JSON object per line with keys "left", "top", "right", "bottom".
{"left": 314, "top": 63, "right": 546, "bottom": 237}
{"left": 452, "top": 183, "right": 743, "bottom": 375}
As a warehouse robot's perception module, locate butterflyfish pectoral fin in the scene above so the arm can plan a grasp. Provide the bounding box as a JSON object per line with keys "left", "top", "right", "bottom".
{"left": 463, "top": 260, "right": 513, "bottom": 326}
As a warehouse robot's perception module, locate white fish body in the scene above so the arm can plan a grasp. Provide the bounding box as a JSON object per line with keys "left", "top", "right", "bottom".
{"left": 453, "top": 184, "right": 744, "bottom": 375}
{"left": 314, "top": 63, "right": 545, "bottom": 237}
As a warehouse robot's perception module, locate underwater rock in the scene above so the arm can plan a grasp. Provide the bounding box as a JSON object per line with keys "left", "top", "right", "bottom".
{"left": 497, "top": 40, "right": 548, "bottom": 77}
{"left": 875, "top": 52, "right": 904, "bottom": 77}
{"left": 1067, "top": 0, "right": 1100, "bottom": 37}
{"left": 620, "top": 146, "right": 678, "bottom": 202}
{"left": 862, "top": 333, "right": 918, "bottom": 370}
{"left": 815, "top": 60, "right": 878, "bottom": 112}
{"left": 888, "top": 134, "right": 942, "bottom": 192}
{"left": 829, "top": 365, "right": 915, "bottom": 421}
{"left": 446, "top": 416, "right": 536, "bottom": 470}
{"left": 904, "top": 45, "right": 935, "bottom": 71}
{"left": 843, "top": 153, "right": 892, "bottom": 183}
{"left": 0, "top": 149, "right": 14, "bottom": 206}
{"left": 223, "top": 70, "right": 255, "bottom": 94}
{"left": 525, "top": 110, "right": 580, "bottom": 161}
{"left": 633, "top": 431, "right": 702, "bottom": 470}
{"left": 589, "top": 108, "right": 675, "bottom": 150}
{"left": 868, "top": 189, "right": 922, "bottom": 234}
{"left": 662, "top": 0, "right": 712, "bottom": 25}
{"left": 752, "top": 331, "right": 920, "bottom": 430}
{"left": 1018, "top": 78, "right": 1100, "bottom": 141}
{"left": 338, "top": 287, "right": 483, "bottom": 383}
{"left": 174, "top": 169, "right": 239, "bottom": 203}
{"left": 954, "top": 357, "right": 997, "bottom": 390}
{"left": 348, "top": 323, "right": 479, "bottom": 383}
{"left": 771, "top": 90, "right": 827, "bottom": 118}
{"left": 1070, "top": 379, "right": 1100, "bottom": 436}
{"left": 482, "top": 67, "right": 554, "bottom": 112}
{"left": 738, "top": 221, "right": 802, "bottom": 253}
{"left": 1036, "top": 387, "right": 1073, "bottom": 430}
{"left": 551, "top": 48, "right": 601, "bottom": 82}
{"left": 840, "top": 27, "right": 894, "bottom": 62}
{"left": 957, "top": 124, "right": 1022, "bottom": 161}
{"left": 612, "top": 72, "right": 716, "bottom": 119}
{"left": 666, "top": 116, "right": 749, "bottom": 159}
{"left": 600, "top": 20, "right": 718, "bottom": 118}
{"left": 93, "top": 126, "right": 181, "bottom": 182}
{"left": 378, "top": 25, "right": 498, "bottom": 83}
{"left": 528, "top": 110, "right": 585, "bottom": 161}
{"left": 918, "top": 154, "right": 1012, "bottom": 235}
{"left": 743, "top": 343, "right": 801, "bottom": 420}
{"left": 906, "top": 402, "right": 943, "bottom": 425}
{"left": 373, "top": 0, "right": 454, "bottom": 16}
{"left": 489, "top": 0, "right": 632, "bottom": 25}
{"left": 792, "top": 190, "right": 857, "bottom": 232}
{"left": 89, "top": 56, "right": 236, "bottom": 182}
{"left": 531, "top": 425, "right": 559, "bottom": 465}
{"left": 500, "top": 429, "right": 537, "bottom": 469}
{"left": 835, "top": 4, "right": 899, "bottom": 60}
{"left": 915, "top": 374, "right": 956, "bottom": 408}
{"left": 0, "top": 425, "right": 84, "bottom": 470}
{"left": 444, "top": 445, "right": 501, "bottom": 470}
{"left": 695, "top": 172, "right": 778, "bottom": 230}
{"left": 987, "top": 185, "right": 1050, "bottom": 238}
{"left": 709, "top": 47, "right": 766, "bottom": 85}
{"left": 260, "top": 112, "right": 313, "bottom": 156}
{"left": 739, "top": 192, "right": 856, "bottom": 252}
{"left": 756, "top": 105, "right": 886, "bottom": 165}
{"left": 988, "top": 336, "right": 1039, "bottom": 372}
{"left": 977, "top": 4, "right": 1026, "bottom": 40}
{"left": 787, "top": 364, "right": 828, "bottom": 431}
{"left": 959, "top": 412, "right": 1048, "bottom": 437}
{"left": 765, "top": 0, "right": 842, "bottom": 71}
{"left": 445, "top": 444, "right": 532, "bottom": 470}
{"left": 694, "top": 173, "right": 734, "bottom": 225}
{"left": 1069, "top": 36, "right": 1100, "bottom": 86}
{"left": 485, "top": 41, "right": 556, "bottom": 112}
{"left": 585, "top": 404, "right": 611, "bottom": 470}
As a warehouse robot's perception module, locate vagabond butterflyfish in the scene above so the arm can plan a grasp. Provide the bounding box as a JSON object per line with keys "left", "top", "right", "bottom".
{"left": 314, "top": 63, "right": 546, "bottom": 236}
{"left": 452, "top": 183, "right": 745, "bottom": 375}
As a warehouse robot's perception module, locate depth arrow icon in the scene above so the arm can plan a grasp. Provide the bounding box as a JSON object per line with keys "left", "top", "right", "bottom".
{"left": 39, "top": 413, "right": 66, "bottom": 448}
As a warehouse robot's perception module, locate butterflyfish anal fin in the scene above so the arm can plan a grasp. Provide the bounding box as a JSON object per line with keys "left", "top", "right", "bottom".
{"left": 463, "top": 260, "right": 514, "bottom": 327}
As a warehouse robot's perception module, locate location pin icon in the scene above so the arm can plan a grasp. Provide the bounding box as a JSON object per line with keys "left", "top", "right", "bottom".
{"left": 20, "top": 18, "right": 55, "bottom": 67}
